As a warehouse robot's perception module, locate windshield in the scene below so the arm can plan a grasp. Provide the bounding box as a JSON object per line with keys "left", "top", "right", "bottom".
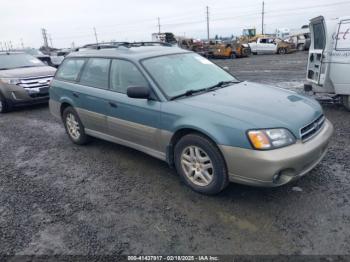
{"left": 0, "top": 53, "right": 45, "bottom": 70}
{"left": 142, "top": 53, "right": 238, "bottom": 98}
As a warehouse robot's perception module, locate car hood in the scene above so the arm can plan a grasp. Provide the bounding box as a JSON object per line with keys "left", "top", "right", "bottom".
{"left": 176, "top": 81, "right": 323, "bottom": 138}
{"left": 0, "top": 66, "right": 56, "bottom": 78}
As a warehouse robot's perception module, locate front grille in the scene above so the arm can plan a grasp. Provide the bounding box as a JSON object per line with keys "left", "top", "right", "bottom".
{"left": 300, "top": 114, "right": 325, "bottom": 142}
{"left": 18, "top": 75, "right": 53, "bottom": 89}
{"left": 17, "top": 75, "right": 53, "bottom": 98}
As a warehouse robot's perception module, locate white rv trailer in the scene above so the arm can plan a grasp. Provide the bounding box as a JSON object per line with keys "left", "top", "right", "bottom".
{"left": 306, "top": 16, "right": 350, "bottom": 110}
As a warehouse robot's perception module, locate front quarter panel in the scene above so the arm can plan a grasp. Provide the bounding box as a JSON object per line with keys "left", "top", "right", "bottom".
{"left": 160, "top": 101, "right": 253, "bottom": 149}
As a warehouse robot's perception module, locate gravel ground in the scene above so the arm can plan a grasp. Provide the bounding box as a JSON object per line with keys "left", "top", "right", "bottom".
{"left": 0, "top": 52, "right": 349, "bottom": 256}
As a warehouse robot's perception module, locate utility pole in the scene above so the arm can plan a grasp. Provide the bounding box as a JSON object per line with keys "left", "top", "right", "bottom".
{"left": 42, "top": 28, "right": 49, "bottom": 48}
{"left": 206, "top": 6, "right": 210, "bottom": 43}
{"left": 157, "top": 17, "right": 161, "bottom": 33}
{"left": 93, "top": 27, "right": 99, "bottom": 45}
{"left": 48, "top": 34, "right": 53, "bottom": 47}
{"left": 262, "top": 1, "right": 265, "bottom": 35}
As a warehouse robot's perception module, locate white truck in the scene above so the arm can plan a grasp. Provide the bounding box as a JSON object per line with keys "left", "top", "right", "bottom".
{"left": 305, "top": 16, "right": 350, "bottom": 110}
{"left": 249, "top": 37, "right": 294, "bottom": 55}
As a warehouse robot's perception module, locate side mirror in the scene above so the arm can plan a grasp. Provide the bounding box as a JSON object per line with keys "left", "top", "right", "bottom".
{"left": 223, "top": 66, "right": 229, "bottom": 72}
{"left": 127, "top": 86, "right": 150, "bottom": 99}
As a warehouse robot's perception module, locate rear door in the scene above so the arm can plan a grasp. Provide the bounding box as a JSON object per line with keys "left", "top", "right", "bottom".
{"left": 75, "top": 58, "right": 111, "bottom": 133}
{"left": 307, "top": 16, "right": 327, "bottom": 85}
{"left": 266, "top": 38, "right": 278, "bottom": 53}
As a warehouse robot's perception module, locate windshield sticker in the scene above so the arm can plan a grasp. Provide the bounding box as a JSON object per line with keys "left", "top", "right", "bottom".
{"left": 194, "top": 56, "right": 212, "bottom": 64}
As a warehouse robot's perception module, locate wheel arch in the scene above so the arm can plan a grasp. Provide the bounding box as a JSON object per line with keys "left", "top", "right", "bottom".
{"left": 60, "top": 101, "right": 73, "bottom": 117}
{"left": 166, "top": 127, "right": 224, "bottom": 166}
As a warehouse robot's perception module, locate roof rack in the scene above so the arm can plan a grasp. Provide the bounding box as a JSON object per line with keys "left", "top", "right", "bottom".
{"left": 76, "top": 41, "right": 173, "bottom": 51}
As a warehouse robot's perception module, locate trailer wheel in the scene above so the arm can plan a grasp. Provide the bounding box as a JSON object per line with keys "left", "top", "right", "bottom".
{"left": 342, "top": 95, "right": 350, "bottom": 111}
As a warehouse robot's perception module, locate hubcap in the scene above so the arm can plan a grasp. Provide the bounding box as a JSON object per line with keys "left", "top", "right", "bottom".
{"left": 181, "top": 146, "right": 214, "bottom": 186}
{"left": 66, "top": 113, "right": 80, "bottom": 140}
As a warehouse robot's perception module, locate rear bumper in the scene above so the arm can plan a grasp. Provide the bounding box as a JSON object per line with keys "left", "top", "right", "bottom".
{"left": 219, "top": 119, "right": 334, "bottom": 187}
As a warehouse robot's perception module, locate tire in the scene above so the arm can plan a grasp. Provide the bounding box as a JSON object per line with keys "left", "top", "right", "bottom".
{"left": 342, "top": 95, "right": 350, "bottom": 111}
{"left": 278, "top": 48, "right": 287, "bottom": 55}
{"left": 0, "top": 94, "right": 12, "bottom": 113}
{"left": 62, "top": 106, "right": 90, "bottom": 145}
{"left": 174, "top": 133, "right": 229, "bottom": 195}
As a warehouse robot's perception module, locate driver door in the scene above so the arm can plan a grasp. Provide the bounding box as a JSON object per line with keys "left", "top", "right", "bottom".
{"left": 106, "top": 59, "right": 162, "bottom": 152}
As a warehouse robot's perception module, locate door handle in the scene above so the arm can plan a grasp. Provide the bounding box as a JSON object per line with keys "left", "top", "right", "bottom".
{"left": 109, "top": 101, "right": 118, "bottom": 108}
{"left": 72, "top": 92, "right": 79, "bottom": 98}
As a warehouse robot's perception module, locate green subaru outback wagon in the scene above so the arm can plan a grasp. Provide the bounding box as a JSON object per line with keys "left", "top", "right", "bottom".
{"left": 49, "top": 43, "right": 333, "bottom": 194}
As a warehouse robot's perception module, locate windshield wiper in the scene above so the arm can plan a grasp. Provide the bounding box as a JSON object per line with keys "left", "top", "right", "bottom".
{"left": 170, "top": 88, "right": 207, "bottom": 101}
{"left": 169, "top": 80, "right": 240, "bottom": 101}
{"left": 205, "top": 80, "right": 240, "bottom": 91}
{"left": 16, "top": 65, "right": 35, "bottom": 69}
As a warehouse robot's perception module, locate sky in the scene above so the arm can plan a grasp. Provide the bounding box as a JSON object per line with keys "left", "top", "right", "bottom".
{"left": 0, "top": 0, "right": 349, "bottom": 49}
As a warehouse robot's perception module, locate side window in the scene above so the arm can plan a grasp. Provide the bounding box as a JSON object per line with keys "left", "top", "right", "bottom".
{"left": 110, "top": 59, "right": 148, "bottom": 94}
{"left": 260, "top": 39, "right": 267, "bottom": 44}
{"left": 79, "top": 58, "right": 110, "bottom": 89}
{"left": 335, "top": 20, "right": 350, "bottom": 51}
{"left": 313, "top": 22, "right": 326, "bottom": 50}
{"left": 55, "top": 58, "right": 85, "bottom": 81}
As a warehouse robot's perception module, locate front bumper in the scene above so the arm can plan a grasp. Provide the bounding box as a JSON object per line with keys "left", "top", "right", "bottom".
{"left": 1, "top": 84, "right": 49, "bottom": 107}
{"left": 219, "top": 119, "right": 334, "bottom": 187}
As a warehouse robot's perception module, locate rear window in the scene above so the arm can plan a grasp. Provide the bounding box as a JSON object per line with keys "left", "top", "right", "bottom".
{"left": 56, "top": 58, "right": 86, "bottom": 82}
{"left": 313, "top": 22, "right": 326, "bottom": 50}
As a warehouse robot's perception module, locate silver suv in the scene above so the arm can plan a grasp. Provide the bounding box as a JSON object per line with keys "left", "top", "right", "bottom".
{"left": 0, "top": 52, "right": 56, "bottom": 113}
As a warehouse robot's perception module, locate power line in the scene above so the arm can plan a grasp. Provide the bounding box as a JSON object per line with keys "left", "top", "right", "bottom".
{"left": 48, "top": 0, "right": 350, "bottom": 44}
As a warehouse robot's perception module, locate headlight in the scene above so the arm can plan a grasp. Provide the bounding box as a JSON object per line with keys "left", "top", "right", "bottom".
{"left": 0, "top": 78, "right": 20, "bottom": 85}
{"left": 247, "top": 128, "right": 295, "bottom": 150}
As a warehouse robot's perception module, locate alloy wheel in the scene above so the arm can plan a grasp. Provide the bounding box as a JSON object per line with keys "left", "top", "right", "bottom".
{"left": 66, "top": 113, "right": 81, "bottom": 140}
{"left": 180, "top": 146, "right": 214, "bottom": 186}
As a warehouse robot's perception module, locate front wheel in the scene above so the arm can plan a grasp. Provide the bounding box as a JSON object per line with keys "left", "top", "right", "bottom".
{"left": 174, "top": 134, "right": 229, "bottom": 195}
{"left": 62, "top": 107, "right": 90, "bottom": 145}
{"left": 342, "top": 95, "right": 350, "bottom": 111}
{"left": 278, "top": 48, "right": 287, "bottom": 55}
{"left": 0, "top": 95, "right": 12, "bottom": 113}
